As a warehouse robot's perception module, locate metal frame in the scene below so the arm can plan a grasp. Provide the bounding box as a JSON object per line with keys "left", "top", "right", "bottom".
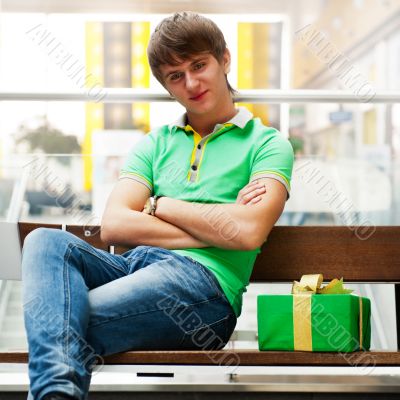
{"left": 0, "top": 364, "right": 399, "bottom": 393}
{"left": 0, "top": 89, "right": 400, "bottom": 103}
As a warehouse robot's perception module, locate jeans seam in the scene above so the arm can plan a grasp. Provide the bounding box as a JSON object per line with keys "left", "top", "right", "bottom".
{"left": 182, "top": 313, "right": 229, "bottom": 335}
{"left": 178, "top": 313, "right": 231, "bottom": 348}
{"left": 64, "top": 244, "right": 91, "bottom": 396}
{"left": 73, "top": 242, "right": 127, "bottom": 274}
{"left": 127, "top": 245, "right": 149, "bottom": 274}
{"left": 38, "top": 383, "right": 79, "bottom": 400}
{"left": 64, "top": 244, "right": 73, "bottom": 381}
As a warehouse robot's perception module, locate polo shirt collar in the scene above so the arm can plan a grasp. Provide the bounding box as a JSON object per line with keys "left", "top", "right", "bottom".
{"left": 169, "top": 106, "right": 253, "bottom": 132}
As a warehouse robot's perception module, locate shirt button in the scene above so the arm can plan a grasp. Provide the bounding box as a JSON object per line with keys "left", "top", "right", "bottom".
{"left": 191, "top": 165, "right": 197, "bottom": 171}
{"left": 197, "top": 144, "right": 201, "bottom": 149}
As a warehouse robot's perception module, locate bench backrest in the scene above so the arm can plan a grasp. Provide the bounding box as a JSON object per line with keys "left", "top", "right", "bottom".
{"left": 18, "top": 223, "right": 400, "bottom": 283}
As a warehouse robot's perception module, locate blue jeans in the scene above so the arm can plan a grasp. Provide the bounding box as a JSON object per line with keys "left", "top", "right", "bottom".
{"left": 22, "top": 228, "right": 237, "bottom": 400}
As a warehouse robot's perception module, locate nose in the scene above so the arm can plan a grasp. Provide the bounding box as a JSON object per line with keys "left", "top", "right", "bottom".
{"left": 185, "top": 72, "right": 199, "bottom": 91}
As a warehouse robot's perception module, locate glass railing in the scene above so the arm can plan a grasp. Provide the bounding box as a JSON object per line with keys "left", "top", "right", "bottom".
{"left": 0, "top": 152, "right": 398, "bottom": 228}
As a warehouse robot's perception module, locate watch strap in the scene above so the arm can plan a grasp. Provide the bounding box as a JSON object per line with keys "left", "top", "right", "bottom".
{"left": 150, "top": 195, "right": 164, "bottom": 216}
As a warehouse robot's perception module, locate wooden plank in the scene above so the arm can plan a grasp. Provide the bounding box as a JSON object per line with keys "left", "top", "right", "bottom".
{"left": 114, "top": 245, "right": 134, "bottom": 255}
{"left": 18, "top": 223, "right": 400, "bottom": 282}
{"left": 252, "top": 226, "right": 400, "bottom": 282}
{"left": 0, "top": 352, "right": 28, "bottom": 363}
{"left": 18, "top": 222, "right": 62, "bottom": 247}
{"left": 1, "top": 351, "right": 398, "bottom": 366}
{"left": 103, "top": 350, "right": 400, "bottom": 366}
{"left": 18, "top": 222, "right": 108, "bottom": 251}
{"left": 396, "top": 284, "right": 400, "bottom": 351}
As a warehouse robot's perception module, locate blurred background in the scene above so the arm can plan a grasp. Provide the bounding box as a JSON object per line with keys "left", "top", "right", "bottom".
{"left": 0, "top": 0, "right": 399, "bottom": 353}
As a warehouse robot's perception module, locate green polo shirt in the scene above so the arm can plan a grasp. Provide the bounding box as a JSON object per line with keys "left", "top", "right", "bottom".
{"left": 120, "top": 107, "right": 294, "bottom": 317}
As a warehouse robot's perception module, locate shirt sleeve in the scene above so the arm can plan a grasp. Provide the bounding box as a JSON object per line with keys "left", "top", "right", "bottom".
{"left": 250, "top": 129, "right": 294, "bottom": 197}
{"left": 119, "top": 132, "right": 156, "bottom": 192}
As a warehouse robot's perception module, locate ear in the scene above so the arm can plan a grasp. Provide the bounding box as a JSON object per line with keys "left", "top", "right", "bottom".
{"left": 223, "top": 48, "right": 231, "bottom": 74}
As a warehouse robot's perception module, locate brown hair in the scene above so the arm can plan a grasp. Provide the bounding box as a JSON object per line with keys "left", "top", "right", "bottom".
{"left": 147, "top": 11, "right": 236, "bottom": 96}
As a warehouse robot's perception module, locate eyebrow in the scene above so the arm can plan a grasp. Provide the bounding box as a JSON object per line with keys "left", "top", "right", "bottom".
{"left": 163, "top": 57, "right": 208, "bottom": 80}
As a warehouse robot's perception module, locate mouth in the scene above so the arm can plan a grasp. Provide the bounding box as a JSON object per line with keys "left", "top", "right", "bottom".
{"left": 190, "top": 90, "right": 208, "bottom": 101}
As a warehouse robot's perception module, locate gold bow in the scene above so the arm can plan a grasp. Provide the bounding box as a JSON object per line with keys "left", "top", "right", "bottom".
{"left": 291, "top": 274, "right": 353, "bottom": 295}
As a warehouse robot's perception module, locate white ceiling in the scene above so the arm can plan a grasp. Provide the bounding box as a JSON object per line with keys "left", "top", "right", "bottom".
{"left": 1, "top": 0, "right": 320, "bottom": 17}
{"left": 1, "top": 0, "right": 325, "bottom": 34}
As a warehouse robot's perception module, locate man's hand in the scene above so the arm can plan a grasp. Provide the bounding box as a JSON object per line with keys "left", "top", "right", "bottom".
{"left": 236, "top": 180, "right": 266, "bottom": 205}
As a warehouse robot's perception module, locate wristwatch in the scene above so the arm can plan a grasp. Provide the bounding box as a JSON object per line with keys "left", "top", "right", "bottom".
{"left": 145, "top": 195, "right": 164, "bottom": 216}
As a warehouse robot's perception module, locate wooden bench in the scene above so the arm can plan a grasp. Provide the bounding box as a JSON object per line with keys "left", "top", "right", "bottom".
{"left": 1, "top": 222, "right": 400, "bottom": 371}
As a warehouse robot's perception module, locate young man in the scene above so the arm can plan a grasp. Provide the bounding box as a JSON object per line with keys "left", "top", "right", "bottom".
{"left": 22, "top": 11, "right": 293, "bottom": 400}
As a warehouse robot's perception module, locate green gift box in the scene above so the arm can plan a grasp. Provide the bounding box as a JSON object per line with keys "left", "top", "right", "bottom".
{"left": 257, "top": 276, "right": 371, "bottom": 352}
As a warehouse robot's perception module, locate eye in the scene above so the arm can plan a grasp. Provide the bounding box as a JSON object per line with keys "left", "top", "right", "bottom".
{"left": 170, "top": 72, "right": 183, "bottom": 82}
{"left": 193, "top": 62, "right": 205, "bottom": 70}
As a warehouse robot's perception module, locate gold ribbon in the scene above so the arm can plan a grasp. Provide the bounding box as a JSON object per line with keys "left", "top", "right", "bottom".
{"left": 293, "top": 293, "right": 313, "bottom": 351}
{"left": 291, "top": 274, "right": 362, "bottom": 351}
{"left": 292, "top": 274, "right": 322, "bottom": 351}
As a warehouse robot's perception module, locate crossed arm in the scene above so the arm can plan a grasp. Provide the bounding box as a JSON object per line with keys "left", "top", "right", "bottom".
{"left": 101, "top": 177, "right": 287, "bottom": 251}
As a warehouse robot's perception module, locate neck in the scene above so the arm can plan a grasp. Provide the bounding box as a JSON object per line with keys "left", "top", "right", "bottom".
{"left": 186, "top": 98, "right": 237, "bottom": 137}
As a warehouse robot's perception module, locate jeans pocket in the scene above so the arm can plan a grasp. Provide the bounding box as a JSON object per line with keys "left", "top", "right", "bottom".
{"left": 179, "top": 313, "right": 236, "bottom": 350}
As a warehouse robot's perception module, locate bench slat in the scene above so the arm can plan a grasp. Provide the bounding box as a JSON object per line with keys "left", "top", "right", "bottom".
{"left": 19, "top": 222, "right": 62, "bottom": 242}
{"left": 253, "top": 226, "right": 400, "bottom": 282}
{"left": 18, "top": 223, "right": 400, "bottom": 282}
{"left": 0, "top": 350, "right": 399, "bottom": 366}
{"left": 104, "top": 350, "right": 400, "bottom": 366}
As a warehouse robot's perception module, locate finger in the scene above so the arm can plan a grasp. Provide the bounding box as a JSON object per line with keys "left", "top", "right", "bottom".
{"left": 243, "top": 179, "right": 259, "bottom": 189}
{"left": 240, "top": 183, "right": 266, "bottom": 198}
{"left": 246, "top": 195, "right": 262, "bottom": 205}
{"left": 245, "top": 180, "right": 260, "bottom": 190}
{"left": 237, "top": 181, "right": 266, "bottom": 203}
{"left": 237, "top": 187, "right": 265, "bottom": 205}
{"left": 242, "top": 186, "right": 266, "bottom": 202}
{"left": 237, "top": 180, "right": 257, "bottom": 196}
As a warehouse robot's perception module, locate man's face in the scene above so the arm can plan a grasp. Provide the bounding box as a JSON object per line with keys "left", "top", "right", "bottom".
{"left": 159, "top": 50, "right": 231, "bottom": 117}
